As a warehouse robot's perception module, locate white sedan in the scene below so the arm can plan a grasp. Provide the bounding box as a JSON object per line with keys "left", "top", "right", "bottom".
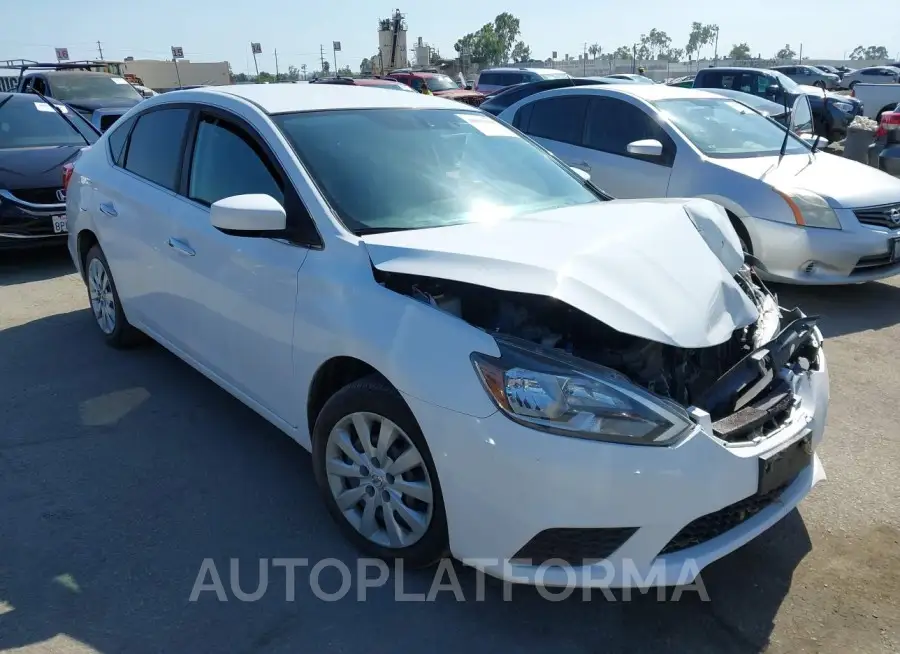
{"left": 498, "top": 84, "right": 900, "bottom": 284}
{"left": 65, "top": 84, "right": 829, "bottom": 588}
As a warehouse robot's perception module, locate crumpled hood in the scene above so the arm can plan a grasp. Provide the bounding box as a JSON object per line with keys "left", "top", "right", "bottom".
{"left": 712, "top": 151, "right": 900, "bottom": 208}
{"left": 362, "top": 198, "right": 759, "bottom": 348}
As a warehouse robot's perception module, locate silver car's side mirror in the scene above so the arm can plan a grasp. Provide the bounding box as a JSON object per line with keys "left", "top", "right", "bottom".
{"left": 626, "top": 139, "right": 664, "bottom": 157}
{"left": 210, "top": 194, "right": 286, "bottom": 233}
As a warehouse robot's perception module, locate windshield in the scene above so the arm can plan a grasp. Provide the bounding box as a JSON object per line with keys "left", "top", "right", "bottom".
{"left": 274, "top": 108, "right": 600, "bottom": 234}
{"left": 50, "top": 75, "right": 143, "bottom": 102}
{"left": 539, "top": 71, "right": 570, "bottom": 80}
{"left": 768, "top": 70, "right": 801, "bottom": 93}
{"left": 0, "top": 96, "right": 97, "bottom": 148}
{"left": 425, "top": 75, "right": 459, "bottom": 92}
{"left": 655, "top": 98, "right": 809, "bottom": 158}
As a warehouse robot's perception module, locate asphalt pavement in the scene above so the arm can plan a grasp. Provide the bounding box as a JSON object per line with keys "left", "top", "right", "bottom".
{"left": 0, "top": 248, "right": 898, "bottom": 654}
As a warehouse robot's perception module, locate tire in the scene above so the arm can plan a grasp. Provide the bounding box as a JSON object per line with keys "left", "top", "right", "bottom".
{"left": 814, "top": 80, "right": 826, "bottom": 89}
{"left": 849, "top": 81, "right": 858, "bottom": 90}
{"left": 312, "top": 374, "right": 448, "bottom": 568}
{"left": 83, "top": 245, "right": 143, "bottom": 348}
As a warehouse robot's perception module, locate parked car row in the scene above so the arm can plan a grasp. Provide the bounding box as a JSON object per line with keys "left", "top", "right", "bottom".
{"left": 63, "top": 84, "right": 832, "bottom": 589}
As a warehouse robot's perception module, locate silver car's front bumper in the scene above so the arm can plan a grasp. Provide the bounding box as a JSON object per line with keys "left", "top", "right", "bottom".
{"left": 745, "top": 208, "right": 900, "bottom": 284}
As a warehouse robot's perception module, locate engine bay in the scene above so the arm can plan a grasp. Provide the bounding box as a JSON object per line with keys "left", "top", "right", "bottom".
{"left": 375, "top": 267, "right": 786, "bottom": 416}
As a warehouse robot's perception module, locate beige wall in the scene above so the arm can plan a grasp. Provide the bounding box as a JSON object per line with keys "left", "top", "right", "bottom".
{"left": 121, "top": 59, "right": 231, "bottom": 89}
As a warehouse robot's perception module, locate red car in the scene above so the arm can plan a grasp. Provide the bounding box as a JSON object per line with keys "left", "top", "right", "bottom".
{"left": 385, "top": 72, "right": 485, "bottom": 107}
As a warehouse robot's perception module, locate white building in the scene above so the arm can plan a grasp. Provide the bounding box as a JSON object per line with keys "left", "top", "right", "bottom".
{"left": 414, "top": 37, "right": 432, "bottom": 68}
{"left": 376, "top": 9, "right": 408, "bottom": 73}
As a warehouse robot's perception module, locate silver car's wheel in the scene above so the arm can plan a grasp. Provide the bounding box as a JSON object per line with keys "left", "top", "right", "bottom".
{"left": 324, "top": 411, "right": 434, "bottom": 548}
{"left": 88, "top": 257, "right": 116, "bottom": 335}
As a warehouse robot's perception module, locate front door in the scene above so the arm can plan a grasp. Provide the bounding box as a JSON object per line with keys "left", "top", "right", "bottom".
{"left": 165, "top": 110, "right": 309, "bottom": 423}
{"left": 577, "top": 96, "right": 674, "bottom": 198}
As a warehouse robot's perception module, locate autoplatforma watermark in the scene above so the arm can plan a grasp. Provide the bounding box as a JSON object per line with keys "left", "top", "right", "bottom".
{"left": 188, "top": 558, "right": 710, "bottom": 603}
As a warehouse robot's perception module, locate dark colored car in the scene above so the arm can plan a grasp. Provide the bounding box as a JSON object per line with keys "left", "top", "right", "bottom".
{"left": 479, "top": 76, "right": 636, "bottom": 116}
{"left": 384, "top": 72, "right": 485, "bottom": 107}
{"left": 17, "top": 70, "right": 144, "bottom": 132}
{"left": 693, "top": 66, "right": 863, "bottom": 141}
{"left": 0, "top": 92, "right": 99, "bottom": 249}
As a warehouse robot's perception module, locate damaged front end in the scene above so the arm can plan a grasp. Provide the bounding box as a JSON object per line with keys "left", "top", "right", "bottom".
{"left": 376, "top": 266, "right": 823, "bottom": 446}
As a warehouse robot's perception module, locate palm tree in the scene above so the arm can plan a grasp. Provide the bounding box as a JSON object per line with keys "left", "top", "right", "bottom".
{"left": 588, "top": 43, "right": 601, "bottom": 60}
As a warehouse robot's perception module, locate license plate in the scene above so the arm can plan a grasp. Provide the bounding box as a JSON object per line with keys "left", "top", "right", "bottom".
{"left": 52, "top": 215, "right": 68, "bottom": 234}
{"left": 757, "top": 433, "right": 812, "bottom": 495}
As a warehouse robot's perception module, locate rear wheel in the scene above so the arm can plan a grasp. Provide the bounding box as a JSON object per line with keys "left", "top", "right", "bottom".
{"left": 814, "top": 80, "right": 826, "bottom": 89}
{"left": 84, "top": 245, "right": 143, "bottom": 348}
{"left": 849, "top": 81, "right": 858, "bottom": 90}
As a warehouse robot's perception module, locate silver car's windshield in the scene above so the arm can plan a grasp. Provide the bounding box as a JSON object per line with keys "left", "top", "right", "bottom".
{"left": 655, "top": 97, "right": 809, "bottom": 158}
{"left": 274, "top": 108, "right": 602, "bottom": 234}
{"left": 769, "top": 70, "right": 801, "bottom": 93}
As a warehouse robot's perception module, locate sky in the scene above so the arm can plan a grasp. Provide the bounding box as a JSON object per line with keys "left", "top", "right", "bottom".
{"left": 3, "top": 0, "right": 898, "bottom": 76}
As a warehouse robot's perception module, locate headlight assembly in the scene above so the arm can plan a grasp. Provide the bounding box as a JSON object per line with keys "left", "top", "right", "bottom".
{"left": 471, "top": 337, "right": 695, "bottom": 446}
{"left": 773, "top": 187, "right": 842, "bottom": 229}
{"left": 831, "top": 100, "right": 854, "bottom": 113}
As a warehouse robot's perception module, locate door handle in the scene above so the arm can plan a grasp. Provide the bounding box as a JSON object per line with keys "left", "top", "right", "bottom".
{"left": 167, "top": 238, "right": 196, "bottom": 257}
{"left": 98, "top": 201, "right": 117, "bottom": 217}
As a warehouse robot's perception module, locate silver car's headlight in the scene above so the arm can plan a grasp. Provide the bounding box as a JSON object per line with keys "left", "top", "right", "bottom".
{"left": 773, "top": 187, "right": 842, "bottom": 229}
{"left": 472, "top": 337, "right": 694, "bottom": 446}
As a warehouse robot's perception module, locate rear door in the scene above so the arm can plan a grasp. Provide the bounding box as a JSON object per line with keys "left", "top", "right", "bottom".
{"left": 91, "top": 107, "right": 191, "bottom": 338}
{"left": 164, "top": 108, "right": 312, "bottom": 421}
{"left": 514, "top": 94, "right": 590, "bottom": 173}
{"left": 578, "top": 96, "right": 674, "bottom": 198}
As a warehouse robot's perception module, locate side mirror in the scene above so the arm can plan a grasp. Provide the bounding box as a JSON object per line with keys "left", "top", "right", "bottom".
{"left": 570, "top": 166, "right": 591, "bottom": 181}
{"left": 210, "top": 194, "right": 286, "bottom": 233}
{"left": 766, "top": 84, "right": 780, "bottom": 97}
{"left": 626, "top": 139, "right": 664, "bottom": 157}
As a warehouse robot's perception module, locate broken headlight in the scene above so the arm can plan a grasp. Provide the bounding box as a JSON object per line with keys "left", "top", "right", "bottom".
{"left": 471, "top": 337, "right": 694, "bottom": 446}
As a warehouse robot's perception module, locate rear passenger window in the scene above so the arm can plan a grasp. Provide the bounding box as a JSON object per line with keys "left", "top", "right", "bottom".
{"left": 524, "top": 96, "right": 589, "bottom": 145}
{"left": 188, "top": 117, "right": 283, "bottom": 207}
{"left": 107, "top": 115, "right": 135, "bottom": 166}
{"left": 478, "top": 73, "right": 499, "bottom": 86}
{"left": 123, "top": 108, "right": 191, "bottom": 190}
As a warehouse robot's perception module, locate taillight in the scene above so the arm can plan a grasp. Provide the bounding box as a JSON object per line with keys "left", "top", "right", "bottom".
{"left": 875, "top": 111, "right": 900, "bottom": 139}
{"left": 62, "top": 163, "right": 74, "bottom": 190}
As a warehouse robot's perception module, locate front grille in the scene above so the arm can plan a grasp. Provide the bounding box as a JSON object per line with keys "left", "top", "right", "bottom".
{"left": 658, "top": 484, "right": 788, "bottom": 556}
{"left": 9, "top": 188, "right": 64, "bottom": 205}
{"left": 853, "top": 202, "right": 900, "bottom": 228}
{"left": 511, "top": 527, "right": 638, "bottom": 566}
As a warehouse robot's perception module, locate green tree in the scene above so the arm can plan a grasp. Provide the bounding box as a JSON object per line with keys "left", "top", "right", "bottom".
{"left": 728, "top": 42, "right": 752, "bottom": 60}
{"left": 337, "top": 65, "right": 352, "bottom": 76}
{"left": 511, "top": 41, "right": 531, "bottom": 63}
{"left": 612, "top": 45, "right": 633, "bottom": 61}
{"left": 661, "top": 48, "right": 684, "bottom": 62}
{"left": 454, "top": 13, "right": 526, "bottom": 65}
{"left": 588, "top": 43, "right": 601, "bottom": 60}
{"left": 685, "top": 21, "right": 703, "bottom": 61}
{"left": 287, "top": 65, "right": 300, "bottom": 81}
{"left": 322, "top": 61, "right": 330, "bottom": 74}
{"left": 776, "top": 44, "right": 796, "bottom": 60}
{"left": 257, "top": 71, "right": 274, "bottom": 82}
{"left": 233, "top": 72, "right": 249, "bottom": 83}
{"left": 865, "top": 45, "right": 889, "bottom": 59}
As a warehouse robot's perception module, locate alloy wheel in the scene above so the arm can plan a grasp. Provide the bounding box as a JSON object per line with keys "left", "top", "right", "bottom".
{"left": 324, "top": 411, "right": 435, "bottom": 548}
{"left": 88, "top": 258, "right": 116, "bottom": 334}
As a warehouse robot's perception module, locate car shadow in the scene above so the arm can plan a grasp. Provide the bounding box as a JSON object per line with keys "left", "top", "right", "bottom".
{"left": 0, "top": 308, "right": 810, "bottom": 654}
{"left": 773, "top": 279, "right": 900, "bottom": 338}
{"left": 0, "top": 247, "right": 74, "bottom": 286}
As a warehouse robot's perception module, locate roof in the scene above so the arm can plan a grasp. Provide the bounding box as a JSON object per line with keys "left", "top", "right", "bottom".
{"left": 566, "top": 83, "right": 724, "bottom": 101}
{"left": 25, "top": 70, "right": 121, "bottom": 78}
{"left": 159, "top": 83, "right": 471, "bottom": 114}
{"left": 480, "top": 67, "right": 567, "bottom": 74}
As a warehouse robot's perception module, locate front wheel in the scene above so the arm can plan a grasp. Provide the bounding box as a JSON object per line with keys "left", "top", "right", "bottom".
{"left": 814, "top": 80, "right": 826, "bottom": 89}
{"left": 312, "top": 374, "right": 448, "bottom": 568}
{"left": 849, "top": 81, "right": 858, "bottom": 90}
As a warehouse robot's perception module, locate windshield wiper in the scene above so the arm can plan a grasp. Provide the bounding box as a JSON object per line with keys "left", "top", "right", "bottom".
{"left": 31, "top": 90, "right": 91, "bottom": 146}
{"left": 353, "top": 226, "right": 423, "bottom": 235}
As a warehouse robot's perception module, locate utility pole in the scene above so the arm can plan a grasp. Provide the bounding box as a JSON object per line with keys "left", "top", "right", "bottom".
{"left": 713, "top": 27, "right": 719, "bottom": 66}
{"left": 274, "top": 48, "right": 280, "bottom": 81}
{"left": 583, "top": 43, "right": 587, "bottom": 75}
{"left": 96, "top": 40, "right": 104, "bottom": 60}
{"left": 320, "top": 44, "right": 326, "bottom": 75}
{"left": 798, "top": 43, "right": 803, "bottom": 63}
{"left": 632, "top": 43, "right": 637, "bottom": 73}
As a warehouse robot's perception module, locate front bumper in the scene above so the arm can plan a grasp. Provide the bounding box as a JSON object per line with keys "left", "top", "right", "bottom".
{"left": 746, "top": 209, "right": 900, "bottom": 284}
{"left": 404, "top": 342, "right": 829, "bottom": 588}
{"left": 0, "top": 191, "right": 68, "bottom": 249}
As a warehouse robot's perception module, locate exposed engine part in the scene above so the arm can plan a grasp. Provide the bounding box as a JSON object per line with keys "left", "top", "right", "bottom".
{"left": 376, "top": 267, "right": 786, "bottom": 413}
